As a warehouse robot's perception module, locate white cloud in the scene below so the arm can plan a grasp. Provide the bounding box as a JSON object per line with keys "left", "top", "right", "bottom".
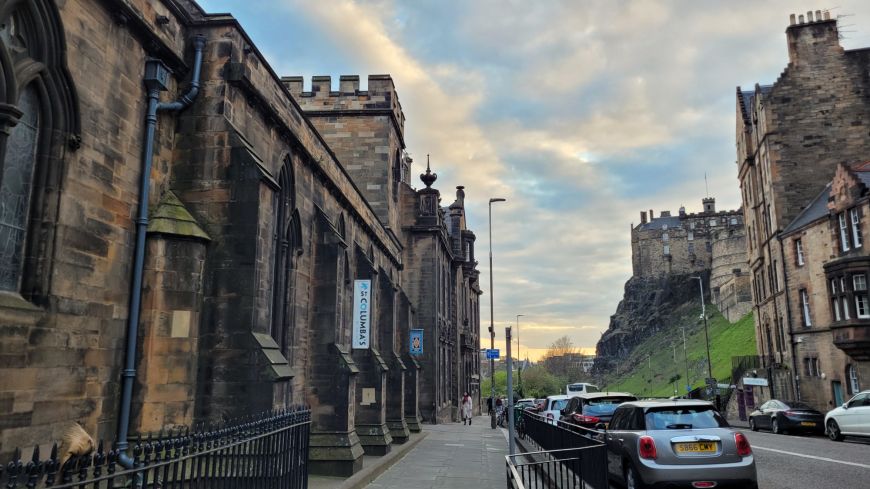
{"left": 206, "top": 0, "right": 870, "bottom": 354}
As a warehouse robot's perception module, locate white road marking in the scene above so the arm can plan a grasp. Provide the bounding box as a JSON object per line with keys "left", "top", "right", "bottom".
{"left": 444, "top": 443, "right": 465, "bottom": 447}
{"left": 753, "top": 445, "right": 870, "bottom": 469}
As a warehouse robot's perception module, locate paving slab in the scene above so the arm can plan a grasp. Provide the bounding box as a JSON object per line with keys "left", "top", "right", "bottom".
{"left": 366, "top": 416, "right": 508, "bottom": 489}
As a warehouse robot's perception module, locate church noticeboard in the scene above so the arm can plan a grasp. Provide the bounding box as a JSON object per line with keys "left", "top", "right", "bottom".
{"left": 352, "top": 279, "right": 371, "bottom": 349}
{"left": 410, "top": 329, "right": 423, "bottom": 355}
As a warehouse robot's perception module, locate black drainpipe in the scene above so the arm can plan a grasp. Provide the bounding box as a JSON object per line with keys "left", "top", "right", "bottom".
{"left": 116, "top": 34, "right": 206, "bottom": 467}
{"left": 778, "top": 236, "right": 802, "bottom": 401}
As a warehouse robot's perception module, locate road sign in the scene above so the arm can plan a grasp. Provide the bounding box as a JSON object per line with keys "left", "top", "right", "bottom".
{"left": 410, "top": 329, "right": 423, "bottom": 355}
{"left": 486, "top": 349, "right": 500, "bottom": 359}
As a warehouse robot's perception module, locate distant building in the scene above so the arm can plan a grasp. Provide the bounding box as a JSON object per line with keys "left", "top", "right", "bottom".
{"left": 736, "top": 11, "right": 870, "bottom": 410}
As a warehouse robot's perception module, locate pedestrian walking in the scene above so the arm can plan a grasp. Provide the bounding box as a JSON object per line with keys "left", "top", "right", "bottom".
{"left": 486, "top": 396, "right": 492, "bottom": 415}
{"left": 461, "top": 392, "right": 473, "bottom": 425}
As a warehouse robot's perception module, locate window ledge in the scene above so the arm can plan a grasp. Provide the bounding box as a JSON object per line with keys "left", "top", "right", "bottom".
{"left": 0, "top": 291, "right": 42, "bottom": 312}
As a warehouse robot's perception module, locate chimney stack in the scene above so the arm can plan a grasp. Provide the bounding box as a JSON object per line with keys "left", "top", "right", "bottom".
{"left": 640, "top": 211, "right": 648, "bottom": 224}
{"left": 790, "top": 13, "right": 796, "bottom": 25}
{"left": 787, "top": 11, "right": 840, "bottom": 65}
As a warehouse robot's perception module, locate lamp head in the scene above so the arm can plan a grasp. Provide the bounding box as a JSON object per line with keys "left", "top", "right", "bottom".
{"left": 489, "top": 197, "right": 506, "bottom": 204}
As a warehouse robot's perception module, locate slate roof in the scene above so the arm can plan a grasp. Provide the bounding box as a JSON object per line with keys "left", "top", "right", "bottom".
{"left": 852, "top": 161, "right": 870, "bottom": 188}
{"left": 782, "top": 184, "right": 831, "bottom": 235}
{"left": 638, "top": 215, "right": 682, "bottom": 231}
{"left": 738, "top": 85, "right": 773, "bottom": 122}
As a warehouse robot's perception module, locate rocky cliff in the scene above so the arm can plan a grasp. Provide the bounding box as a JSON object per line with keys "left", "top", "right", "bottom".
{"left": 595, "top": 272, "right": 708, "bottom": 367}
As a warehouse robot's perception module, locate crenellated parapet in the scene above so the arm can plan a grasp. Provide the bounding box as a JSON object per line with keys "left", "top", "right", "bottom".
{"left": 282, "top": 74, "right": 405, "bottom": 140}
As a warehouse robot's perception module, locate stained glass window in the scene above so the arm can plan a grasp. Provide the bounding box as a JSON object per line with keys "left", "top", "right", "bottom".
{"left": 0, "top": 85, "right": 40, "bottom": 291}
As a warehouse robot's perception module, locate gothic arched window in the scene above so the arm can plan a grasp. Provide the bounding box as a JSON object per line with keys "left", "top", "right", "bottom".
{"left": 0, "top": 0, "right": 79, "bottom": 301}
{"left": 0, "top": 84, "right": 39, "bottom": 291}
{"left": 271, "top": 159, "right": 296, "bottom": 350}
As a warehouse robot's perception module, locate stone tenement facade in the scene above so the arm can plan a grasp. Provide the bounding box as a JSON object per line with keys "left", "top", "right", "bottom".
{"left": 737, "top": 11, "right": 870, "bottom": 404}
{"left": 0, "top": 0, "right": 481, "bottom": 477}
{"left": 631, "top": 198, "right": 750, "bottom": 320}
{"left": 777, "top": 163, "right": 870, "bottom": 412}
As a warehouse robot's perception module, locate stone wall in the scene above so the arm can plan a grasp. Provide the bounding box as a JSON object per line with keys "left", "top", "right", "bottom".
{"left": 711, "top": 230, "right": 751, "bottom": 322}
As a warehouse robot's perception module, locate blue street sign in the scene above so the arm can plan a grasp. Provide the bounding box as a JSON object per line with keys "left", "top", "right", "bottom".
{"left": 486, "top": 349, "right": 500, "bottom": 360}
{"left": 410, "top": 329, "right": 423, "bottom": 355}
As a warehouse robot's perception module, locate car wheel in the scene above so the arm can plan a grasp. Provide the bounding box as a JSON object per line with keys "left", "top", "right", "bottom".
{"left": 749, "top": 418, "right": 758, "bottom": 432}
{"left": 772, "top": 418, "right": 782, "bottom": 434}
{"left": 624, "top": 463, "right": 647, "bottom": 489}
{"left": 827, "top": 419, "right": 844, "bottom": 441}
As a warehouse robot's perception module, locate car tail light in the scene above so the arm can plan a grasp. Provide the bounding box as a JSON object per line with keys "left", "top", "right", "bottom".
{"left": 572, "top": 414, "right": 601, "bottom": 424}
{"left": 784, "top": 410, "right": 796, "bottom": 416}
{"left": 692, "top": 482, "right": 717, "bottom": 488}
{"left": 734, "top": 432, "right": 752, "bottom": 456}
{"left": 638, "top": 436, "right": 657, "bottom": 460}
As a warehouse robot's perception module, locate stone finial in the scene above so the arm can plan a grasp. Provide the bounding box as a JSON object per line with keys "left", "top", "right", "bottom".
{"left": 456, "top": 185, "right": 465, "bottom": 203}
{"left": 420, "top": 154, "right": 437, "bottom": 188}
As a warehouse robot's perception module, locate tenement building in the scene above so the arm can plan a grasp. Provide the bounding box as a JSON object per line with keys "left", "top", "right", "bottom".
{"left": 631, "top": 198, "right": 750, "bottom": 321}
{"left": 0, "top": 0, "right": 481, "bottom": 476}
{"left": 736, "top": 11, "right": 870, "bottom": 409}
{"left": 778, "top": 164, "right": 870, "bottom": 411}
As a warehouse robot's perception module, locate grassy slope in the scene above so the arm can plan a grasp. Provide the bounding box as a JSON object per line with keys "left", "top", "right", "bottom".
{"left": 600, "top": 305, "right": 756, "bottom": 397}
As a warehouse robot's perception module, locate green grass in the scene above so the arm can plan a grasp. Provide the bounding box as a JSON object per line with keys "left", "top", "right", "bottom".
{"left": 600, "top": 305, "right": 756, "bottom": 397}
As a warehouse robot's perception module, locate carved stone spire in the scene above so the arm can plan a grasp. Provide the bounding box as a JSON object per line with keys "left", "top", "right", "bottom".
{"left": 420, "top": 154, "right": 437, "bottom": 188}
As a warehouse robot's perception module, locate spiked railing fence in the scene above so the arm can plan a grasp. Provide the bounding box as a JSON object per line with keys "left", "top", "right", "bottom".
{"left": 0, "top": 407, "right": 310, "bottom": 489}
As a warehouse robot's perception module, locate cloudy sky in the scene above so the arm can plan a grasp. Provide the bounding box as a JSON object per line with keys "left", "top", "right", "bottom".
{"left": 199, "top": 0, "right": 870, "bottom": 360}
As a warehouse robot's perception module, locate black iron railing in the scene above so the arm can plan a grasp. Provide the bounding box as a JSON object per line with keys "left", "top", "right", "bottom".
{"left": 508, "top": 411, "right": 608, "bottom": 489}
{"left": 0, "top": 407, "right": 310, "bottom": 489}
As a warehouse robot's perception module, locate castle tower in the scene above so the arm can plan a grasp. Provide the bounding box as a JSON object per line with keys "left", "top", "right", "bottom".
{"left": 703, "top": 197, "right": 716, "bottom": 213}
{"left": 284, "top": 75, "right": 408, "bottom": 232}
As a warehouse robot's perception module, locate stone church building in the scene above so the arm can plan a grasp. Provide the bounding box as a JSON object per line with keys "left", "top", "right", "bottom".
{"left": 0, "top": 0, "right": 481, "bottom": 476}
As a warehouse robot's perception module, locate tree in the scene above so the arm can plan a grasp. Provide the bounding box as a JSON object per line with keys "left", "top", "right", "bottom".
{"left": 520, "top": 365, "right": 562, "bottom": 399}
{"left": 540, "top": 335, "right": 579, "bottom": 379}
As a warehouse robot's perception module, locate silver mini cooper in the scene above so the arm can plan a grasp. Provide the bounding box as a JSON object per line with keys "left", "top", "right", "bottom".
{"left": 604, "top": 400, "right": 757, "bottom": 489}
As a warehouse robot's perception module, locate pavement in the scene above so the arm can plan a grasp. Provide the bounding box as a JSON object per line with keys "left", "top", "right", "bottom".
{"left": 365, "top": 416, "right": 508, "bottom": 489}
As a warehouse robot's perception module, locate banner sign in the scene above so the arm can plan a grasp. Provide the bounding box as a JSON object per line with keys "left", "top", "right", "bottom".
{"left": 352, "top": 280, "right": 371, "bottom": 349}
{"left": 410, "top": 329, "right": 423, "bottom": 355}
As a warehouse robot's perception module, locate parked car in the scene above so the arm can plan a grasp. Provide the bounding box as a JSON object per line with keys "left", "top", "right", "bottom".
{"left": 825, "top": 390, "right": 870, "bottom": 441}
{"left": 566, "top": 382, "right": 600, "bottom": 397}
{"left": 748, "top": 399, "right": 824, "bottom": 435}
{"left": 515, "top": 398, "right": 538, "bottom": 410}
{"left": 559, "top": 392, "right": 637, "bottom": 429}
{"left": 604, "top": 400, "right": 757, "bottom": 489}
{"left": 541, "top": 394, "right": 571, "bottom": 424}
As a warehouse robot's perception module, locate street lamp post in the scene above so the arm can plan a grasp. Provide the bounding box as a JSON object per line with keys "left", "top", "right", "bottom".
{"left": 691, "top": 277, "right": 714, "bottom": 388}
{"left": 506, "top": 326, "right": 516, "bottom": 455}
{"left": 515, "top": 314, "right": 524, "bottom": 394}
{"left": 488, "top": 197, "right": 506, "bottom": 429}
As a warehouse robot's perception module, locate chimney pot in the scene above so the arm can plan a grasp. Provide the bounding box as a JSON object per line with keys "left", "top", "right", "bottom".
{"left": 790, "top": 13, "right": 796, "bottom": 25}
{"left": 807, "top": 10, "right": 813, "bottom": 22}
{"left": 798, "top": 14, "right": 805, "bottom": 24}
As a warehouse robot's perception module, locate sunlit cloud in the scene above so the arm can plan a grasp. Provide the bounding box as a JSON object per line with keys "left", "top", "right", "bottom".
{"left": 198, "top": 0, "right": 870, "bottom": 356}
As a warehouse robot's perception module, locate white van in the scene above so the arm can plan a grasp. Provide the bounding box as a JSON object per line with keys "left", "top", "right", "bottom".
{"left": 566, "top": 382, "right": 599, "bottom": 397}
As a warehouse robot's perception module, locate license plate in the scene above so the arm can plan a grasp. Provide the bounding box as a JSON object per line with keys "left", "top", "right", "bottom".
{"left": 675, "top": 442, "right": 717, "bottom": 453}
{"left": 801, "top": 421, "right": 816, "bottom": 427}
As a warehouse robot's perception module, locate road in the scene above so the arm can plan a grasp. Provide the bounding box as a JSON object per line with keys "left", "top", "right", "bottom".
{"left": 744, "top": 429, "right": 870, "bottom": 489}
